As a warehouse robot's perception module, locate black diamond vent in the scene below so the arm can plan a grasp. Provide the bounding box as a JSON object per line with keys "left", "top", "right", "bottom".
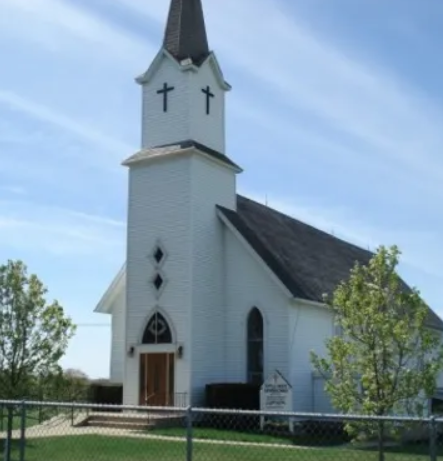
{"left": 154, "top": 247, "right": 164, "bottom": 264}
{"left": 153, "top": 274, "right": 164, "bottom": 290}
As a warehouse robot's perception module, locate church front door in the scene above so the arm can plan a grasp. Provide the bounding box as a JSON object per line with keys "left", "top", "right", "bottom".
{"left": 139, "top": 353, "right": 174, "bottom": 406}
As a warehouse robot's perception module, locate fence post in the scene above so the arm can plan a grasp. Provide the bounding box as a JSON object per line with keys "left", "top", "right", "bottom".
{"left": 429, "top": 416, "right": 437, "bottom": 461}
{"left": 3, "top": 405, "right": 13, "bottom": 461}
{"left": 19, "top": 401, "right": 26, "bottom": 461}
{"left": 186, "top": 406, "right": 193, "bottom": 461}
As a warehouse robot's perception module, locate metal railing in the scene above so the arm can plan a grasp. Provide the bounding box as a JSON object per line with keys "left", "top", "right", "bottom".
{"left": 0, "top": 399, "right": 442, "bottom": 460}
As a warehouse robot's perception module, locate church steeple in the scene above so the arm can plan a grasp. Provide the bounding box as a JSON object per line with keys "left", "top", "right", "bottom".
{"left": 163, "top": 0, "right": 210, "bottom": 65}
{"left": 135, "top": 0, "right": 232, "bottom": 154}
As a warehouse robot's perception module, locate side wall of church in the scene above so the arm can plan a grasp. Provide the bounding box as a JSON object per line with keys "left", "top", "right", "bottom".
{"left": 123, "top": 156, "right": 194, "bottom": 405}
{"left": 288, "top": 302, "right": 335, "bottom": 412}
{"left": 109, "top": 284, "right": 126, "bottom": 384}
{"left": 223, "top": 228, "right": 291, "bottom": 386}
{"left": 188, "top": 155, "right": 236, "bottom": 404}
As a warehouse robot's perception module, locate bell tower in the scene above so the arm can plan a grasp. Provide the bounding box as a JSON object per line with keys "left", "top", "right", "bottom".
{"left": 122, "top": 0, "right": 241, "bottom": 407}
{"left": 136, "top": 0, "right": 231, "bottom": 154}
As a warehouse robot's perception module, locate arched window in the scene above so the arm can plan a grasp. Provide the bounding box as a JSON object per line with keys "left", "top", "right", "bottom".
{"left": 142, "top": 312, "right": 172, "bottom": 344}
{"left": 247, "top": 307, "right": 264, "bottom": 385}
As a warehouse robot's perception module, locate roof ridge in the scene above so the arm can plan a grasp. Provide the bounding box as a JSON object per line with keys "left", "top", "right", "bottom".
{"left": 236, "top": 194, "right": 374, "bottom": 257}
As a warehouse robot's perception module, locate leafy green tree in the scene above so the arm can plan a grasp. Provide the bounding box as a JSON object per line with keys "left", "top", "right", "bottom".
{"left": 311, "top": 245, "right": 443, "bottom": 460}
{"left": 0, "top": 260, "right": 76, "bottom": 399}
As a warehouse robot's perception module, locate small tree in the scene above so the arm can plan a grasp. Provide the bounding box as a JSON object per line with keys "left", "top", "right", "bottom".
{"left": 0, "top": 260, "right": 76, "bottom": 399}
{"left": 311, "top": 245, "right": 443, "bottom": 460}
{"left": 62, "top": 368, "right": 90, "bottom": 401}
{"left": 38, "top": 368, "right": 90, "bottom": 402}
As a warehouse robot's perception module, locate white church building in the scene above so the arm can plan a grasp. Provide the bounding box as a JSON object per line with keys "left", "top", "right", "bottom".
{"left": 94, "top": 0, "right": 443, "bottom": 411}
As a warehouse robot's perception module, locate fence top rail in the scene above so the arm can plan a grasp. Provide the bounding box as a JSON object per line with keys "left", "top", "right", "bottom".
{"left": 0, "top": 400, "right": 187, "bottom": 413}
{"left": 0, "top": 399, "right": 439, "bottom": 422}
{"left": 192, "top": 407, "right": 432, "bottom": 422}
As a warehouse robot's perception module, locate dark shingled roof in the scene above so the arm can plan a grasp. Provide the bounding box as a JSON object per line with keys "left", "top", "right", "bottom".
{"left": 163, "top": 0, "right": 210, "bottom": 65}
{"left": 217, "top": 195, "right": 443, "bottom": 331}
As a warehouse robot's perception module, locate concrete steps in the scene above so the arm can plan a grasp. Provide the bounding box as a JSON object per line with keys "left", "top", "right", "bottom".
{"left": 85, "top": 411, "right": 185, "bottom": 431}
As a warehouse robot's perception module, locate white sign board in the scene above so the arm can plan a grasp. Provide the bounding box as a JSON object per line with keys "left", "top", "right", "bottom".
{"left": 260, "top": 370, "right": 293, "bottom": 431}
{"left": 260, "top": 370, "right": 292, "bottom": 411}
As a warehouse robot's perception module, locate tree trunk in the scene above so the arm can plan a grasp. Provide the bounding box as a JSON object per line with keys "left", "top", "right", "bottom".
{"left": 377, "top": 420, "right": 385, "bottom": 461}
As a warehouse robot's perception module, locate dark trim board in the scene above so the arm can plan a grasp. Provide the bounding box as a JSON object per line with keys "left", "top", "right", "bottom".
{"left": 123, "top": 140, "right": 241, "bottom": 172}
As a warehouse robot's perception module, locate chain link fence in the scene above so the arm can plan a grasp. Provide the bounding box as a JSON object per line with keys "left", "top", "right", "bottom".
{"left": 0, "top": 399, "right": 441, "bottom": 460}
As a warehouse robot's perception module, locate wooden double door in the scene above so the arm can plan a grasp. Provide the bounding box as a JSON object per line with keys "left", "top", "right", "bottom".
{"left": 139, "top": 353, "right": 175, "bottom": 406}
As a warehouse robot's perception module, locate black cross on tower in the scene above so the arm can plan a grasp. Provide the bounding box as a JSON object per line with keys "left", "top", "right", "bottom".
{"left": 202, "top": 85, "right": 215, "bottom": 115}
{"left": 157, "top": 82, "right": 175, "bottom": 112}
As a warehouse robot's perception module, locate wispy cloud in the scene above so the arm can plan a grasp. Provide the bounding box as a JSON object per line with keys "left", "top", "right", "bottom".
{"left": 0, "top": 185, "right": 27, "bottom": 196}
{"left": 0, "top": 0, "right": 152, "bottom": 174}
{"left": 0, "top": 199, "right": 125, "bottom": 259}
{"left": 0, "top": 90, "right": 134, "bottom": 158}
{"left": 0, "top": 0, "right": 153, "bottom": 65}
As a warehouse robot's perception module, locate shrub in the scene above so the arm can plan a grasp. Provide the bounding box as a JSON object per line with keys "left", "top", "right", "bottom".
{"left": 88, "top": 383, "right": 122, "bottom": 411}
{"left": 204, "top": 383, "right": 260, "bottom": 431}
{"left": 205, "top": 383, "right": 260, "bottom": 410}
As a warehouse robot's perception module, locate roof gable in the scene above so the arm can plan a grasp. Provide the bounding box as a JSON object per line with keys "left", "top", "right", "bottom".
{"left": 136, "top": 49, "right": 230, "bottom": 92}
{"left": 94, "top": 264, "right": 125, "bottom": 314}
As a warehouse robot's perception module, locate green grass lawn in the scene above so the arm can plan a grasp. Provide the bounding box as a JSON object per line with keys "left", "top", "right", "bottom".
{"left": 148, "top": 426, "right": 434, "bottom": 458}
{"left": 149, "top": 426, "right": 293, "bottom": 445}
{"left": 1, "top": 410, "right": 41, "bottom": 431}
{"left": 0, "top": 407, "right": 60, "bottom": 431}
{"left": 0, "top": 435, "right": 434, "bottom": 461}
{"left": 148, "top": 425, "right": 359, "bottom": 447}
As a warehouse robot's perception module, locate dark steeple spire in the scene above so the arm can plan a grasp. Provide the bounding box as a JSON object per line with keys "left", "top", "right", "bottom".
{"left": 163, "top": 0, "right": 210, "bottom": 65}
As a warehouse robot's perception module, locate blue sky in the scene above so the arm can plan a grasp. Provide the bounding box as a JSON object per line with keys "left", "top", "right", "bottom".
{"left": 1, "top": 0, "right": 442, "bottom": 379}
